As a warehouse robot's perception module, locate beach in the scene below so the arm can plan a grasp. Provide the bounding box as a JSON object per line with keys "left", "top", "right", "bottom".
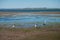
{"left": 0, "top": 27, "right": 60, "bottom": 40}
{"left": 0, "top": 0, "right": 60, "bottom": 40}
{"left": 0, "top": 12, "right": 60, "bottom": 40}
{"left": 0, "top": 12, "right": 60, "bottom": 16}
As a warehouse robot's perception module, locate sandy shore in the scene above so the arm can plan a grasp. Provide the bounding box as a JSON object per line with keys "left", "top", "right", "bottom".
{"left": 0, "top": 12, "right": 60, "bottom": 16}
{"left": 0, "top": 27, "right": 60, "bottom": 40}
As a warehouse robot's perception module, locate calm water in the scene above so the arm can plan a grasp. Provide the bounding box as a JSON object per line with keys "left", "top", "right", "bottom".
{"left": 0, "top": 14, "right": 60, "bottom": 28}
{"left": 0, "top": 9, "right": 60, "bottom": 12}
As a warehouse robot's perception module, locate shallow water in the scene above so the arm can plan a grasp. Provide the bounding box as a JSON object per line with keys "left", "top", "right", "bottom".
{"left": 0, "top": 14, "right": 60, "bottom": 28}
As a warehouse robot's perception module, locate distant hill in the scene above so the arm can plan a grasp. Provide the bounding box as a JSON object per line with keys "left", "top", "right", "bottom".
{"left": 0, "top": 8, "right": 60, "bottom": 12}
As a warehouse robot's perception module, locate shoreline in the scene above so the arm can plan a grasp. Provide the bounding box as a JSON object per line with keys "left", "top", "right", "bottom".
{"left": 0, "top": 12, "right": 60, "bottom": 16}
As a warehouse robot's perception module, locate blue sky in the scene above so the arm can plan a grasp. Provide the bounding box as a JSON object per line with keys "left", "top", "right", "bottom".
{"left": 0, "top": 0, "right": 60, "bottom": 9}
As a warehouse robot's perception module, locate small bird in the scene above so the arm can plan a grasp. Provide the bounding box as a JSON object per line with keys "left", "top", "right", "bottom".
{"left": 35, "top": 24, "right": 37, "bottom": 28}
{"left": 43, "top": 20, "right": 46, "bottom": 25}
{"left": 12, "top": 24, "right": 15, "bottom": 28}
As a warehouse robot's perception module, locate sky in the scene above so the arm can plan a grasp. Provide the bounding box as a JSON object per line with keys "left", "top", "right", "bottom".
{"left": 0, "top": 0, "right": 60, "bottom": 9}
